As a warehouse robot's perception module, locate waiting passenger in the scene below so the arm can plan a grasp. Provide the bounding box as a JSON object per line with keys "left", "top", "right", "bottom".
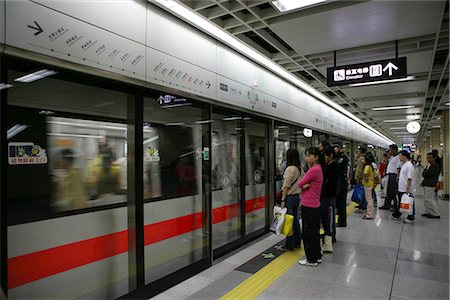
{"left": 362, "top": 152, "right": 376, "bottom": 220}
{"left": 421, "top": 152, "right": 441, "bottom": 218}
{"left": 297, "top": 147, "right": 324, "bottom": 267}
{"left": 280, "top": 148, "right": 303, "bottom": 250}
{"left": 320, "top": 146, "right": 338, "bottom": 252}
{"left": 390, "top": 150, "right": 416, "bottom": 223}
{"left": 354, "top": 147, "right": 367, "bottom": 213}
{"left": 380, "top": 145, "right": 402, "bottom": 210}
{"left": 333, "top": 141, "right": 349, "bottom": 227}
{"left": 54, "top": 149, "right": 88, "bottom": 211}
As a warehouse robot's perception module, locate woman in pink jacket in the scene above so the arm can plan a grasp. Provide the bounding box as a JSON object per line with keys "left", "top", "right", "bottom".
{"left": 297, "top": 147, "right": 324, "bottom": 267}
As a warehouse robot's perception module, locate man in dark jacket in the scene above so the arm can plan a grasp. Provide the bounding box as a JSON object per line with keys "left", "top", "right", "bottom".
{"left": 422, "top": 152, "right": 440, "bottom": 218}
{"left": 333, "top": 141, "right": 349, "bottom": 227}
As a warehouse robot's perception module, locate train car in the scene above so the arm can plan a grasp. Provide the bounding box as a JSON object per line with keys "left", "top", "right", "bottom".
{"left": 0, "top": 0, "right": 392, "bottom": 298}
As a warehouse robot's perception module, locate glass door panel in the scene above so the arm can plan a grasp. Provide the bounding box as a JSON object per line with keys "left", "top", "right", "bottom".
{"left": 211, "top": 113, "right": 241, "bottom": 250}
{"left": 143, "top": 95, "right": 209, "bottom": 284}
{"left": 244, "top": 119, "right": 267, "bottom": 235}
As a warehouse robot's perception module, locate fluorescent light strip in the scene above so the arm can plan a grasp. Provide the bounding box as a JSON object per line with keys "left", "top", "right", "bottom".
{"left": 0, "top": 83, "right": 13, "bottom": 90}
{"left": 446, "top": 103, "right": 450, "bottom": 106}
{"left": 272, "top": 0, "right": 327, "bottom": 12}
{"left": 7, "top": 124, "right": 29, "bottom": 139}
{"left": 48, "top": 133, "right": 103, "bottom": 139}
{"left": 144, "top": 135, "right": 159, "bottom": 144}
{"left": 47, "top": 121, "right": 126, "bottom": 131}
{"left": 383, "top": 119, "right": 410, "bottom": 123}
{"left": 389, "top": 127, "right": 406, "bottom": 130}
{"left": 151, "top": 0, "right": 394, "bottom": 145}
{"left": 160, "top": 103, "right": 192, "bottom": 108}
{"left": 15, "top": 69, "right": 58, "bottom": 83}
{"left": 195, "top": 120, "right": 213, "bottom": 124}
{"left": 372, "top": 105, "right": 414, "bottom": 111}
{"left": 349, "top": 76, "right": 415, "bottom": 87}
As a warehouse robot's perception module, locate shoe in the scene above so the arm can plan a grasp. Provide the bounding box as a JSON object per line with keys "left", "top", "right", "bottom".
{"left": 362, "top": 215, "right": 373, "bottom": 220}
{"left": 389, "top": 215, "right": 401, "bottom": 221}
{"left": 322, "top": 236, "right": 333, "bottom": 253}
{"left": 421, "top": 213, "right": 430, "bottom": 217}
{"left": 336, "top": 223, "right": 347, "bottom": 227}
{"left": 317, "top": 258, "right": 322, "bottom": 264}
{"left": 299, "top": 258, "right": 318, "bottom": 267}
{"left": 427, "top": 215, "right": 441, "bottom": 219}
{"left": 403, "top": 218, "right": 414, "bottom": 224}
{"left": 379, "top": 206, "right": 390, "bottom": 210}
{"left": 355, "top": 208, "right": 365, "bottom": 213}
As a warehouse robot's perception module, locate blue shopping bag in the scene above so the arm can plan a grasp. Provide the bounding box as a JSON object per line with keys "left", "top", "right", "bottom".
{"left": 351, "top": 184, "right": 364, "bottom": 204}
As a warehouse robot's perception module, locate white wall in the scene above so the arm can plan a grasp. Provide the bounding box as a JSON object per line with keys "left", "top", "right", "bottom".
{"left": 2, "top": 0, "right": 391, "bottom": 147}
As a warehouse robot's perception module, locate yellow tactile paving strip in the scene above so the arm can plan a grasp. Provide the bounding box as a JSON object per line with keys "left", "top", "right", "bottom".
{"left": 220, "top": 201, "right": 358, "bottom": 300}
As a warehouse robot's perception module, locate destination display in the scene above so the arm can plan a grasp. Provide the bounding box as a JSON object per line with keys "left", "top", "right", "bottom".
{"left": 327, "top": 57, "right": 407, "bottom": 86}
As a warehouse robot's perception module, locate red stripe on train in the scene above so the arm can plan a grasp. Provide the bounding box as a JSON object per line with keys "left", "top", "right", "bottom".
{"left": 8, "top": 196, "right": 266, "bottom": 289}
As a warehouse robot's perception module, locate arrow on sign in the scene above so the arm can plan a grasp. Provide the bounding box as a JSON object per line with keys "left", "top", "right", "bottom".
{"left": 382, "top": 62, "right": 398, "bottom": 76}
{"left": 206, "top": 80, "right": 211, "bottom": 88}
{"left": 27, "top": 21, "right": 43, "bottom": 36}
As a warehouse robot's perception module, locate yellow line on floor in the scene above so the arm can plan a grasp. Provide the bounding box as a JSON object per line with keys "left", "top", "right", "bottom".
{"left": 220, "top": 201, "right": 357, "bottom": 300}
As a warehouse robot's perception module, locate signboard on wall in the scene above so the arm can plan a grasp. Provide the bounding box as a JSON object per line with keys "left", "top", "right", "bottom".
{"left": 327, "top": 57, "right": 407, "bottom": 86}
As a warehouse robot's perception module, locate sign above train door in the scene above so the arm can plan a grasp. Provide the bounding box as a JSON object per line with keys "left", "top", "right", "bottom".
{"left": 327, "top": 57, "right": 407, "bottom": 86}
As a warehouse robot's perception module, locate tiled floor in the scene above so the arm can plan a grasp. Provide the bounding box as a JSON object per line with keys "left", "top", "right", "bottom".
{"left": 153, "top": 171, "right": 449, "bottom": 300}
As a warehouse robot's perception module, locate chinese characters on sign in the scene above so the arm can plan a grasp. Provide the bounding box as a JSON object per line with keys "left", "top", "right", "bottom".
{"left": 327, "top": 57, "right": 407, "bottom": 86}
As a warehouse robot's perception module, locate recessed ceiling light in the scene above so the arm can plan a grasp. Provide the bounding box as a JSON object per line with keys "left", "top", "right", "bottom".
{"left": 372, "top": 105, "right": 414, "bottom": 111}
{"left": 383, "top": 119, "right": 410, "bottom": 123}
{"left": 271, "top": 0, "right": 327, "bottom": 12}
{"left": 446, "top": 102, "right": 450, "bottom": 106}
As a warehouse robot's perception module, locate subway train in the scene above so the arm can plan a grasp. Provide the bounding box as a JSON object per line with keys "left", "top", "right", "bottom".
{"left": 0, "top": 1, "right": 392, "bottom": 299}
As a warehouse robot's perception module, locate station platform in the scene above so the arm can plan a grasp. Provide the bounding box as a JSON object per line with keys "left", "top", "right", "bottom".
{"left": 153, "top": 173, "right": 449, "bottom": 300}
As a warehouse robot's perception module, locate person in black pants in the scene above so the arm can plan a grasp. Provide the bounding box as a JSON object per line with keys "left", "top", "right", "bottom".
{"left": 380, "top": 144, "right": 401, "bottom": 210}
{"left": 333, "top": 141, "right": 349, "bottom": 227}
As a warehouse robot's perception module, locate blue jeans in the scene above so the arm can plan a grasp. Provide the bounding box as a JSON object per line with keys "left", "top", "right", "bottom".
{"left": 285, "top": 194, "right": 301, "bottom": 249}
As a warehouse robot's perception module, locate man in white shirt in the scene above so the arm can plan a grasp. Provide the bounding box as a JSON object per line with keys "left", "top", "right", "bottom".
{"left": 390, "top": 150, "right": 416, "bottom": 223}
{"left": 380, "top": 144, "right": 402, "bottom": 210}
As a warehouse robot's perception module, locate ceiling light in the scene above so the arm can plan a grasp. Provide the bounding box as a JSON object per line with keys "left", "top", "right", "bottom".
{"left": 383, "top": 119, "right": 410, "bottom": 123}
{"left": 222, "top": 116, "right": 242, "bottom": 121}
{"left": 432, "top": 125, "right": 441, "bottom": 128}
{"left": 0, "top": 83, "right": 13, "bottom": 90}
{"left": 165, "top": 122, "right": 184, "bottom": 126}
{"left": 271, "top": 0, "right": 327, "bottom": 12}
{"left": 406, "top": 115, "right": 420, "bottom": 120}
{"left": 446, "top": 103, "right": 450, "bottom": 106}
{"left": 389, "top": 127, "right": 406, "bottom": 130}
{"left": 47, "top": 133, "right": 103, "bottom": 139}
{"left": 151, "top": 0, "right": 395, "bottom": 145}
{"left": 15, "top": 69, "right": 58, "bottom": 83}
{"left": 195, "top": 120, "right": 213, "bottom": 124}
{"left": 349, "top": 76, "right": 415, "bottom": 87}
{"left": 372, "top": 105, "right": 414, "bottom": 111}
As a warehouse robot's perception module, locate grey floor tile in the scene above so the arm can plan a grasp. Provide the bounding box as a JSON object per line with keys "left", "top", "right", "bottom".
{"left": 437, "top": 281, "right": 450, "bottom": 299}
{"left": 323, "top": 283, "right": 387, "bottom": 300}
{"left": 333, "top": 266, "right": 392, "bottom": 296}
{"left": 398, "top": 248, "right": 435, "bottom": 265}
{"left": 196, "top": 261, "right": 239, "bottom": 282}
{"left": 396, "top": 260, "right": 445, "bottom": 282}
{"left": 284, "top": 261, "right": 345, "bottom": 284}
{"left": 321, "top": 249, "right": 354, "bottom": 265}
{"left": 263, "top": 276, "right": 330, "bottom": 299}
{"left": 392, "top": 274, "right": 440, "bottom": 299}
{"left": 223, "top": 248, "right": 262, "bottom": 265}
{"left": 155, "top": 276, "right": 213, "bottom": 300}
{"left": 345, "top": 253, "right": 396, "bottom": 273}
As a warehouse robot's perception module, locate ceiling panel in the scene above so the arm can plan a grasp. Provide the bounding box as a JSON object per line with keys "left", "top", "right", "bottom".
{"left": 341, "top": 80, "right": 428, "bottom": 98}
{"left": 270, "top": 1, "right": 445, "bottom": 55}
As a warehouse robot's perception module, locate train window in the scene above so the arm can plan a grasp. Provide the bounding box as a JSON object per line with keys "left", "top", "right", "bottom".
{"left": 6, "top": 66, "right": 128, "bottom": 225}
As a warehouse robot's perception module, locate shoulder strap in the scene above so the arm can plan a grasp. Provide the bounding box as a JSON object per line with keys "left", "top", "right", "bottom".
{"left": 288, "top": 167, "right": 301, "bottom": 189}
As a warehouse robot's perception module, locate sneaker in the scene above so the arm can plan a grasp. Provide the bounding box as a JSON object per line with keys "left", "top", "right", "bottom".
{"left": 317, "top": 258, "right": 322, "bottom": 264}
{"left": 403, "top": 218, "right": 414, "bottom": 224}
{"left": 362, "top": 215, "right": 373, "bottom": 220}
{"left": 298, "top": 258, "right": 318, "bottom": 267}
{"left": 389, "top": 215, "right": 401, "bottom": 221}
{"left": 421, "top": 213, "right": 430, "bottom": 217}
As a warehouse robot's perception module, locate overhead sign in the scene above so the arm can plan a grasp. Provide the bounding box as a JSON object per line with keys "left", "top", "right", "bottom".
{"left": 157, "top": 94, "right": 191, "bottom": 108}
{"left": 327, "top": 57, "right": 407, "bottom": 86}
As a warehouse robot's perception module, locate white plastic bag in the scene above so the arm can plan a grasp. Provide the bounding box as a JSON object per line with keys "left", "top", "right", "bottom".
{"left": 399, "top": 193, "right": 414, "bottom": 215}
{"left": 270, "top": 206, "right": 287, "bottom": 235}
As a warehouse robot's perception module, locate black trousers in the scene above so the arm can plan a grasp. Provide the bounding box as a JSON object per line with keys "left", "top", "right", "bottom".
{"left": 301, "top": 205, "right": 321, "bottom": 263}
{"left": 336, "top": 186, "right": 347, "bottom": 225}
{"left": 385, "top": 173, "right": 398, "bottom": 208}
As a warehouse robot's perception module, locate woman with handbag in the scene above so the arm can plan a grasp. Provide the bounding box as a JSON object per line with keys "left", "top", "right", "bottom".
{"left": 280, "top": 149, "right": 304, "bottom": 250}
